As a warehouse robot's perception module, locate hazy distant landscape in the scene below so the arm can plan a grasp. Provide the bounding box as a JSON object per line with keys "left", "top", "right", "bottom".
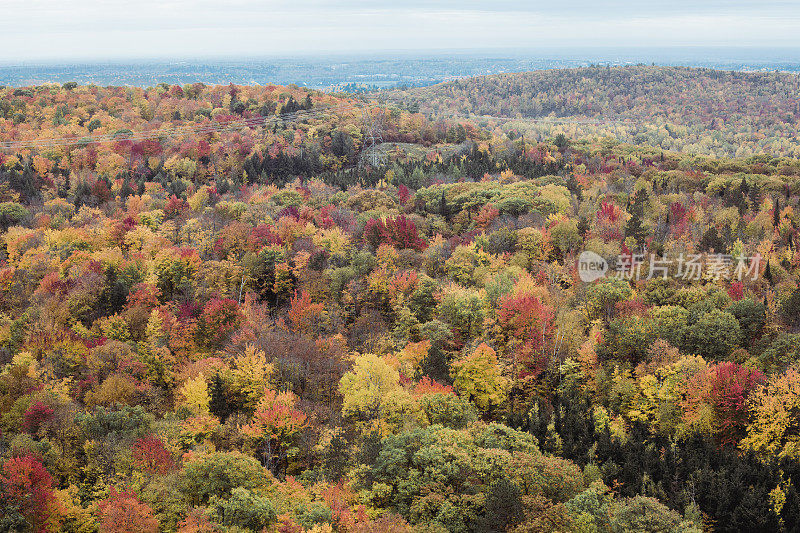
{"left": 3, "top": 47, "right": 800, "bottom": 89}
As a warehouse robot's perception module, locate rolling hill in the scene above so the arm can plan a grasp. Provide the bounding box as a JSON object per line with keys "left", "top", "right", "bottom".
{"left": 386, "top": 66, "right": 800, "bottom": 157}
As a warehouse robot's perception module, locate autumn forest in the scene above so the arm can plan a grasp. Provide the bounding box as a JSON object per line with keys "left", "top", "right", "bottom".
{"left": 0, "top": 66, "right": 799, "bottom": 532}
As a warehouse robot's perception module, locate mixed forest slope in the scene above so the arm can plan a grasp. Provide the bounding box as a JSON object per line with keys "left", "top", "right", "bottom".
{"left": 0, "top": 80, "right": 798, "bottom": 532}
{"left": 388, "top": 66, "right": 800, "bottom": 158}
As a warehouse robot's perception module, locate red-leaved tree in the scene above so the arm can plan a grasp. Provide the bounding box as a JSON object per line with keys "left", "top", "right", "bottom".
{"left": 132, "top": 436, "right": 177, "bottom": 475}
{"left": 199, "top": 298, "right": 242, "bottom": 348}
{"left": 498, "top": 292, "right": 555, "bottom": 378}
{"left": 21, "top": 402, "right": 54, "bottom": 435}
{"left": 727, "top": 282, "right": 744, "bottom": 302}
{"left": 0, "top": 454, "right": 62, "bottom": 533}
{"left": 708, "top": 362, "right": 765, "bottom": 445}
{"left": 97, "top": 487, "right": 159, "bottom": 533}
{"left": 287, "top": 290, "right": 325, "bottom": 333}
{"left": 364, "top": 216, "right": 426, "bottom": 250}
{"left": 397, "top": 184, "right": 411, "bottom": 205}
{"left": 498, "top": 293, "right": 555, "bottom": 351}
{"left": 164, "top": 195, "right": 188, "bottom": 219}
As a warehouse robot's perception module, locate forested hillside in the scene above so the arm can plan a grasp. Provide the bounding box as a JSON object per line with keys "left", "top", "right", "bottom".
{"left": 387, "top": 66, "right": 800, "bottom": 158}
{"left": 0, "top": 80, "right": 799, "bottom": 532}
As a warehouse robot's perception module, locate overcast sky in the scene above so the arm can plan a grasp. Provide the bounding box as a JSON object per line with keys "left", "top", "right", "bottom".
{"left": 3, "top": 1, "right": 800, "bottom": 62}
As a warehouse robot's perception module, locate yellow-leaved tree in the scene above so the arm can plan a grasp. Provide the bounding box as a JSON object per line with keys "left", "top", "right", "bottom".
{"left": 228, "top": 344, "right": 274, "bottom": 411}
{"left": 741, "top": 367, "right": 800, "bottom": 461}
{"left": 179, "top": 374, "right": 211, "bottom": 416}
{"left": 338, "top": 353, "right": 417, "bottom": 436}
{"left": 451, "top": 342, "right": 509, "bottom": 415}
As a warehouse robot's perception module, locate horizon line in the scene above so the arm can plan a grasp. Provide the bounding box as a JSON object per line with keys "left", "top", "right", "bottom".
{"left": 3, "top": 45, "right": 800, "bottom": 68}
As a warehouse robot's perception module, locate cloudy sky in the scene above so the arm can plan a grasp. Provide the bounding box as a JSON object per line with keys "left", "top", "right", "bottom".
{"left": 2, "top": 0, "right": 800, "bottom": 61}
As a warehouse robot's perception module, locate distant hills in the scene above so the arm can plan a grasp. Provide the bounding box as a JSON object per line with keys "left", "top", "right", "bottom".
{"left": 3, "top": 48, "right": 800, "bottom": 90}
{"left": 387, "top": 66, "right": 800, "bottom": 158}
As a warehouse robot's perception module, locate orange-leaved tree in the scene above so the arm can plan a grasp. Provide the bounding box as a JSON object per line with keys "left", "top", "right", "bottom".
{"left": 241, "top": 388, "right": 307, "bottom": 475}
